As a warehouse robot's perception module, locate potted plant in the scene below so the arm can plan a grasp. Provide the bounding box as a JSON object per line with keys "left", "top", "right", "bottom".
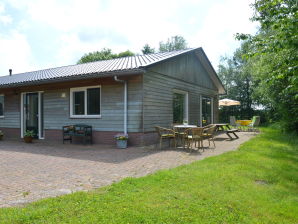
{"left": 0, "top": 130, "right": 3, "bottom": 140}
{"left": 114, "top": 133, "right": 129, "bottom": 149}
{"left": 24, "top": 130, "right": 35, "bottom": 143}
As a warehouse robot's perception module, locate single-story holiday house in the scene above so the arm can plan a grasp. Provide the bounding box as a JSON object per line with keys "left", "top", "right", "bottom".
{"left": 0, "top": 48, "right": 225, "bottom": 145}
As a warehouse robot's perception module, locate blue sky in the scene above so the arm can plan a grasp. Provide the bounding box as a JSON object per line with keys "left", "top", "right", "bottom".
{"left": 0, "top": 0, "right": 257, "bottom": 75}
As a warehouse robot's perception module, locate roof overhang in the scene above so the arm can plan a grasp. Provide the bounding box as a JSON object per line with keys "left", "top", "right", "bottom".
{"left": 0, "top": 69, "right": 144, "bottom": 89}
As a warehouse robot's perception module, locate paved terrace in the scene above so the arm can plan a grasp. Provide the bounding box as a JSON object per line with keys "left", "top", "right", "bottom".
{"left": 0, "top": 132, "right": 256, "bottom": 207}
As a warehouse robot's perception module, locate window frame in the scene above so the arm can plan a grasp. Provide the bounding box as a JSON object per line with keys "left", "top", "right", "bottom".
{"left": 0, "top": 94, "right": 4, "bottom": 118}
{"left": 70, "top": 85, "right": 101, "bottom": 118}
{"left": 172, "top": 89, "right": 189, "bottom": 123}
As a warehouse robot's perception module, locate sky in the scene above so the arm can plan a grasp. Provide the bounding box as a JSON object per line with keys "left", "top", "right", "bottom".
{"left": 0, "top": 0, "right": 257, "bottom": 76}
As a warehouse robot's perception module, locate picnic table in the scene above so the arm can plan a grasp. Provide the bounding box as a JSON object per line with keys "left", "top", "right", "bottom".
{"left": 213, "top": 123, "right": 239, "bottom": 140}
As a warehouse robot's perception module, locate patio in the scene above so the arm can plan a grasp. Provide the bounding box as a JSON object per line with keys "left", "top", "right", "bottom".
{"left": 0, "top": 132, "right": 256, "bottom": 207}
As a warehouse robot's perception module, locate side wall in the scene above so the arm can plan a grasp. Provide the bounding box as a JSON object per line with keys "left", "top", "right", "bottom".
{"left": 143, "top": 52, "right": 219, "bottom": 133}
{"left": 0, "top": 76, "right": 143, "bottom": 144}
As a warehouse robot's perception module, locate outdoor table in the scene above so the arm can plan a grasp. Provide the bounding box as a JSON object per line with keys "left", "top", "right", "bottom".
{"left": 213, "top": 123, "right": 231, "bottom": 131}
{"left": 236, "top": 120, "right": 251, "bottom": 126}
{"left": 174, "top": 125, "right": 197, "bottom": 128}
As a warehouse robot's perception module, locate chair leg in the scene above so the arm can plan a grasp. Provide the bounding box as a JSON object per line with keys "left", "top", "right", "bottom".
{"left": 160, "top": 138, "right": 162, "bottom": 150}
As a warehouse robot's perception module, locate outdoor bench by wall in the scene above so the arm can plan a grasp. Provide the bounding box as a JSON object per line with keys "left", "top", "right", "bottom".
{"left": 62, "top": 124, "right": 92, "bottom": 144}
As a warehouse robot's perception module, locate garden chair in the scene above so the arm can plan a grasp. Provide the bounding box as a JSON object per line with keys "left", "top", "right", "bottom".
{"left": 202, "top": 125, "right": 217, "bottom": 148}
{"left": 248, "top": 116, "right": 260, "bottom": 132}
{"left": 185, "top": 127, "right": 204, "bottom": 152}
{"left": 230, "top": 116, "right": 241, "bottom": 130}
{"left": 155, "top": 126, "right": 176, "bottom": 149}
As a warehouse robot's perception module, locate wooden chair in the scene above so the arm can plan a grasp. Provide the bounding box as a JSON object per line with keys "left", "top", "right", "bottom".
{"left": 202, "top": 125, "right": 217, "bottom": 148}
{"left": 155, "top": 126, "right": 176, "bottom": 149}
{"left": 186, "top": 127, "right": 204, "bottom": 152}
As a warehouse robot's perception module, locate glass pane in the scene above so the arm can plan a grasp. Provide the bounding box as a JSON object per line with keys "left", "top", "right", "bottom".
{"left": 25, "top": 93, "right": 38, "bottom": 138}
{"left": 40, "top": 93, "right": 44, "bottom": 138}
{"left": 0, "top": 95, "right": 3, "bottom": 116}
{"left": 202, "top": 97, "right": 212, "bottom": 125}
{"left": 74, "top": 91, "right": 85, "bottom": 115}
{"left": 87, "top": 88, "right": 100, "bottom": 115}
{"left": 173, "top": 93, "right": 184, "bottom": 123}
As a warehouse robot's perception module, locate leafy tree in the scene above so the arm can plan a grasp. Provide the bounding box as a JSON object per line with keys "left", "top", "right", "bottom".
{"left": 117, "top": 50, "right": 135, "bottom": 58}
{"left": 236, "top": 0, "right": 298, "bottom": 132}
{"left": 77, "top": 48, "right": 135, "bottom": 64}
{"left": 217, "top": 42, "right": 255, "bottom": 122}
{"left": 159, "top": 36, "right": 187, "bottom": 52}
{"left": 142, "top": 44, "right": 155, "bottom": 54}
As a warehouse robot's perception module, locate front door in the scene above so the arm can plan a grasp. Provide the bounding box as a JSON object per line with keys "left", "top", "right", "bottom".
{"left": 22, "top": 92, "right": 44, "bottom": 139}
{"left": 201, "top": 97, "right": 213, "bottom": 126}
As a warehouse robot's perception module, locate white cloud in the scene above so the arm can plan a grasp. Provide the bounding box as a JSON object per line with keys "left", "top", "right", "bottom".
{"left": 0, "top": 0, "right": 258, "bottom": 75}
{"left": 0, "top": 31, "right": 34, "bottom": 75}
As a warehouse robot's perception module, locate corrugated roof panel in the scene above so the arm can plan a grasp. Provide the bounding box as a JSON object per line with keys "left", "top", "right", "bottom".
{"left": 0, "top": 48, "right": 198, "bottom": 87}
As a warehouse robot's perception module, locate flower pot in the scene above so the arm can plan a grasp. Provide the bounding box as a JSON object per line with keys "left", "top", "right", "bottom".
{"left": 24, "top": 136, "right": 33, "bottom": 143}
{"left": 116, "top": 139, "right": 127, "bottom": 149}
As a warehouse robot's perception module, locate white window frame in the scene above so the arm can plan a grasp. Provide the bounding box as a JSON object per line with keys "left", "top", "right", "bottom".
{"left": 173, "top": 89, "right": 189, "bottom": 122}
{"left": 20, "top": 91, "right": 44, "bottom": 139}
{"left": 0, "top": 94, "right": 4, "bottom": 118}
{"left": 70, "top": 85, "right": 101, "bottom": 118}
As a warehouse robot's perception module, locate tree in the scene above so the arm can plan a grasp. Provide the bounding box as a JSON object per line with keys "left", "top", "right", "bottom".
{"left": 159, "top": 35, "right": 187, "bottom": 52}
{"left": 217, "top": 41, "right": 255, "bottom": 122}
{"left": 236, "top": 0, "right": 298, "bottom": 132}
{"left": 117, "top": 50, "right": 135, "bottom": 58}
{"left": 141, "top": 44, "right": 155, "bottom": 54}
{"left": 77, "top": 49, "right": 135, "bottom": 64}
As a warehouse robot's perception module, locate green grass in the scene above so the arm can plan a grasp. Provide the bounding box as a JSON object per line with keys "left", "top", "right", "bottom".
{"left": 1, "top": 126, "right": 297, "bottom": 224}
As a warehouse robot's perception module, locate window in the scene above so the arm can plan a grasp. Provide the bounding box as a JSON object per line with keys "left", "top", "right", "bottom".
{"left": 70, "top": 86, "right": 101, "bottom": 118}
{"left": 173, "top": 90, "right": 188, "bottom": 123}
{"left": 0, "top": 95, "right": 4, "bottom": 117}
{"left": 201, "top": 96, "right": 213, "bottom": 125}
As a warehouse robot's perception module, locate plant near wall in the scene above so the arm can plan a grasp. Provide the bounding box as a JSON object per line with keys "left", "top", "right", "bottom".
{"left": 24, "top": 130, "right": 35, "bottom": 143}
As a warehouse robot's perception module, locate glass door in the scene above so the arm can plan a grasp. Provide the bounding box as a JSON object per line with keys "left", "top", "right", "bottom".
{"left": 201, "top": 97, "right": 212, "bottom": 126}
{"left": 22, "top": 92, "right": 44, "bottom": 139}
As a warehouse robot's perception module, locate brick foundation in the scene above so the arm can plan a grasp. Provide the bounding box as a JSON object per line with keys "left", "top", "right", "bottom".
{"left": 0, "top": 127, "right": 158, "bottom": 146}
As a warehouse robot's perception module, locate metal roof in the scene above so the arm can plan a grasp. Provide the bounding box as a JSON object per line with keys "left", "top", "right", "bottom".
{"left": 0, "top": 48, "right": 198, "bottom": 88}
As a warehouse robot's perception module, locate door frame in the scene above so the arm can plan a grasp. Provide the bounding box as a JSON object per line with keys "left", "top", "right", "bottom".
{"left": 20, "top": 91, "right": 44, "bottom": 139}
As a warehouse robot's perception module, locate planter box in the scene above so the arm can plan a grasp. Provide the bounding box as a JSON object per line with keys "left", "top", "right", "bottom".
{"left": 116, "top": 139, "right": 127, "bottom": 149}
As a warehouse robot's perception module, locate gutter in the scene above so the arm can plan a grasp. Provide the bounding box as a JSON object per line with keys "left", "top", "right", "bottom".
{"left": 114, "top": 76, "right": 128, "bottom": 135}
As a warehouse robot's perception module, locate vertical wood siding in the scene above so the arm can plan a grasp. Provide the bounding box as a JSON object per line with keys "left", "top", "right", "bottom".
{"left": 143, "top": 52, "right": 219, "bottom": 132}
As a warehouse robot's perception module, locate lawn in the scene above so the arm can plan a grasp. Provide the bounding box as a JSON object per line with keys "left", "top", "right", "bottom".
{"left": 1, "top": 126, "right": 297, "bottom": 224}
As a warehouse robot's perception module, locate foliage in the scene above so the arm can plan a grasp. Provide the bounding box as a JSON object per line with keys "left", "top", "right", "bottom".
{"left": 141, "top": 44, "right": 155, "bottom": 54}
{"left": 1, "top": 126, "right": 297, "bottom": 223}
{"left": 24, "top": 130, "right": 35, "bottom": 137}
{"left": 159, "top": 35, "right": 187, "bottom": 52}
{"left": 236, "top": 0, "right": 298, "bottom": 132}
{"left": 114, "top": 133, "right": 129, "bottom": 140}
{"left": 217, "top": 42, "right": 255, "bottom": 121}
{"left": 77, "top": 48, "right": 135, "bottom": 64}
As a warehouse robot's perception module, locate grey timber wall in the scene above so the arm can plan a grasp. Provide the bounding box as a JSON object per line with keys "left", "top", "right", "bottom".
{"left": 0, "top": 93, "right": 20, "bottom": 128}
{"left": 43, "top": 80, "right": 143, "bottom": 132}
{"left": 143, "top": 52, "right": 219, "bottom": 132}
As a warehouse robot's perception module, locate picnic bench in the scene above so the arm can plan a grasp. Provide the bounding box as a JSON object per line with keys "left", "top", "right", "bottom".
{"left": 62, "top": 124, "right": 92, "bottom": 144}
{"left": 214, "top": 124, "right": 239, "bottom": 140}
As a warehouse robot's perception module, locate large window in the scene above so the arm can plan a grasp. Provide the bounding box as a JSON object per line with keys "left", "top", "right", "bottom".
{"left": 201, "top": 96, "right": 213, "bottom": 126}
{"left": 173, "top": 90, "right": 188, "bottom": 123}
{"left": 70, "top": 86, "right": 101, "bottom": 118}
{"left": 0, "top": 95, "right": 4, "bottom": 117}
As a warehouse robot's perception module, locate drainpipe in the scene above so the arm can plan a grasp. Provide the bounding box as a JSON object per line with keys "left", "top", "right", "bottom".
{"left": 114, "top": 76, "right": 127, "bottom": 135}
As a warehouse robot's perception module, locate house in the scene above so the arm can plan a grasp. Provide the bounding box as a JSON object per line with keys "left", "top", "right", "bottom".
{"left": 0, "top": 48, "right": 225, "bottom": 145}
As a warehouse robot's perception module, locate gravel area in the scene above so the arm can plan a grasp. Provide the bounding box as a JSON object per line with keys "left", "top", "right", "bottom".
{"left": 0, "top": 132, "right": 256, "bottom": 207}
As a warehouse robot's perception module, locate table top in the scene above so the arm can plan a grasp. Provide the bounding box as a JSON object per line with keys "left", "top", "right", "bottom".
{"left": 213, "top": 123, "right": 229, "bottom": 126}
{"left": 174, "top": 125, "right": 197, "bottom": 128}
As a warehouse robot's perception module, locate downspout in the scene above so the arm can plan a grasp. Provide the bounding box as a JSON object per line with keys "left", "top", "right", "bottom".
{"left": 114, "top": 76, "right": 127, "bottom": 135}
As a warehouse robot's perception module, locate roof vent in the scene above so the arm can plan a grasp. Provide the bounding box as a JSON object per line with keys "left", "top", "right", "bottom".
{"left": 9, "top": 69, "right": 12, "bottom": 76}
